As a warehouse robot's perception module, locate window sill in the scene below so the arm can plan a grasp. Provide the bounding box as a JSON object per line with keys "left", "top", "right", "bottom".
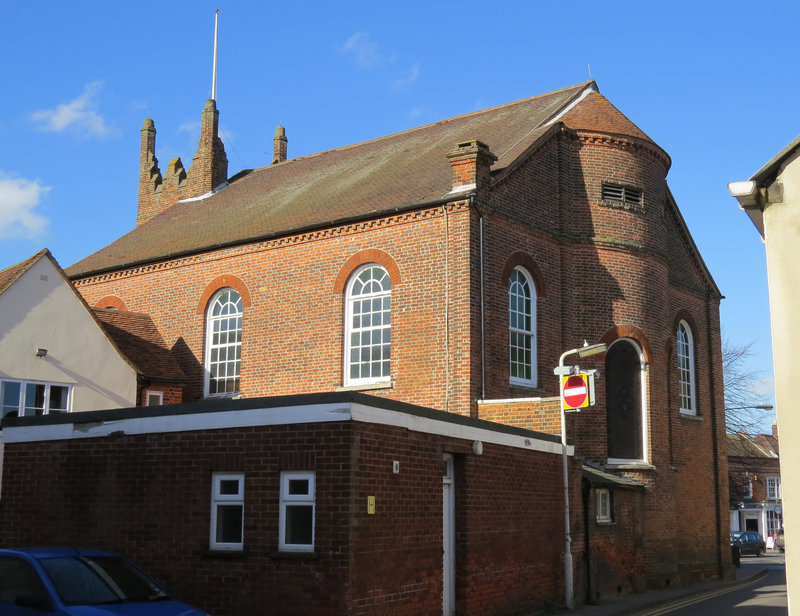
{"left": 509, "top": 381, "right": 543, "bottom": 393}
{"left": 606, "top": 462, "right": 656, "bottom": 471}
{"left": 596, "top": 519, "right": 615, "bottom": 526}
{"left": 269, "top": 550, "right": 317, "bottom": 560}
{"left": 335, "top": 380, "right": 394, "bottom": 392}
{"left": 679, "top": 411, "right": 703, "bottom": 422}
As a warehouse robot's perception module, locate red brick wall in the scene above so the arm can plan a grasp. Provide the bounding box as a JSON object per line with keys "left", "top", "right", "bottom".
{"left": 0, "top": 418, "right": 571, "bottom": 616}
{"left": 71, "top": 123, "right": 731, "bottom": 592}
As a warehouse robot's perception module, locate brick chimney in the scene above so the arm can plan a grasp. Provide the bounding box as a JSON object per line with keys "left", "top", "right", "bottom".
{"left": 446, "top": 140, "right": 497, "bottom": 193}
{"left": 272, "top": 125, "right": 288, "bottom": 164}
{"left": 186, "top": 98, "right": 228, "bottom": 198}
{"left": 137, "top": 118, "right": 163, "bottom": 226}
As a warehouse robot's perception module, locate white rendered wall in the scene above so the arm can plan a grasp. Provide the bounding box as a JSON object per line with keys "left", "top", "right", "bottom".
{"left": 0, "top": 256, "right": 136, "bottom": 412}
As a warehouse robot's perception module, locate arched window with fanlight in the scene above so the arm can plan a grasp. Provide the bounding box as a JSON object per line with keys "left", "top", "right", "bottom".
{"left": 344, "top": 264, "right": 391, "bottom": 386}
{"left": 677, "top": 320, "right": 697, "bottom": 415}
{"left": 205, "top": 288, "right": 243, "bottom": 397}
{"left": 509, "top": 267, "right": 537, "bottom": 387}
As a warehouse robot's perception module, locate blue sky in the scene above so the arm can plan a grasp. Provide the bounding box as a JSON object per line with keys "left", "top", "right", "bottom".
{"left": 1, "top": 2, "right": 788, "bottom": 429}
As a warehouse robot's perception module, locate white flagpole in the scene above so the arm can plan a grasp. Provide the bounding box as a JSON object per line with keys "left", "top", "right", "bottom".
{"left": 211, "top": 9, "right": 219, "bottom": 101}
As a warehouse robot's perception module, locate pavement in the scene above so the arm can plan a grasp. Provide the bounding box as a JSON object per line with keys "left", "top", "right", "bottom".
{"left": 562, "top": 551, "right": 781, "bottom": 616}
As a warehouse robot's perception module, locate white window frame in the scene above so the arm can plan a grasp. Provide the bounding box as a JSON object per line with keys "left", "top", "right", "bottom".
{"left": 743, "top": 474, "right": 753, "bottom": 499}
{"left": 677, "top": 320, "right": 697, "bottom": 415}
{"left": 606, "top": 338, "right": 649, "bottom": 466}
{"left": 0, "top": 379, "right": 71, "bottom": 418}
{"left": 209, "top": 473, "right": 244, "bottom": 551}
{"left": 145, "top": 390, "right": 163, "bottom": 406}
{"left": 344, "top": 264, "right": 391, "bottom": 387}
{"left": 204, "top": 289, "right": 243, "bottom": 398}
{"left": 508, "top": 267, "right": 537, "bottom": 387}
{"left": 596, "top": 489, "right": 612, "bottom": 523}
{"left": 279, "top": 471, "right": 316, "bottom": 552}
{"left": 767, "top": 476, "right": 781, "bottom": 500}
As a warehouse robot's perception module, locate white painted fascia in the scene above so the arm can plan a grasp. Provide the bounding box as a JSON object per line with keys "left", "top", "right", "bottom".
{"left": 3, "top": 400, "right": 569, "bottom": 455}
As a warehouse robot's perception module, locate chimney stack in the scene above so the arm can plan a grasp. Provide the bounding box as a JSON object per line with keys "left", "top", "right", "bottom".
{"left": 446, "top": 140, "right": 497, "bottom": 193}
{"left": 137, "top": 118, "right": 163, "bottom": 225}
{"left": 273, "top": 125, "right": 288, "bottom": 164}
{"left": 187, "top": 99, "right": 228, "bottom": 198}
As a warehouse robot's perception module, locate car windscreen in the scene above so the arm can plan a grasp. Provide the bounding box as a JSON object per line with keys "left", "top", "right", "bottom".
{"left": 39, "top": 555, "right": 169, "bottom": 606}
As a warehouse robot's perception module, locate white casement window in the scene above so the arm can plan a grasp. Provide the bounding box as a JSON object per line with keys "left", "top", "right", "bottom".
{"left": 344, "top": 265, "right": 391, "bottom": 386}
{"left": 0, "top": 380, "right": 71, "bottom": 419}
{"left": 210, "top": 473, "right": 244, "bottom": 550}
{"left": 596, "top": 489, "right": 613, "bottom": 523}
{"left": 677, "top": 320, "right": 697, "bottom": 415}
{"left": 205, "top": 289, "right": 243, "bottom": 397}
{"left": 767, "top": 476, "right": 781, "bottom": 500}
{"left": 279, "top": 472, "right": 315, "bottom": 552}
{"left": 509, "top": 267, "right": 537, "bottom": 387}
{"left": 743, "top": 474, "right": 753, "bottom": 499}
{"left": 145, "top": 390, "right": 163, "bottom": 406}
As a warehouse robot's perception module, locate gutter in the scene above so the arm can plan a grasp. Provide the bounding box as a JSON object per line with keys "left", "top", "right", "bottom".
{"left": 68, "top": 194, "right": 473, "bottom": 280}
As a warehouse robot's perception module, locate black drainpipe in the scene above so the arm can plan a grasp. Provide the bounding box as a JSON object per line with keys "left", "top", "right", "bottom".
{"left": 706, "top": 291, "right": 724, "bottom": 577}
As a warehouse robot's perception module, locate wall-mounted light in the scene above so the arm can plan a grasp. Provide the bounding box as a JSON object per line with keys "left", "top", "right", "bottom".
{"left": 472, "top": 440, "right": 484, "bottom": 456}
{"left": 35, "top": 348, "right": 48, "bottom": 358}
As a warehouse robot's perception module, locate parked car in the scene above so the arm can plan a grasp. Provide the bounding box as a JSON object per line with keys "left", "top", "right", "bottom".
{"left": 0, "top": 547, "right": 209, "bottom": 615}
{"left": 730, "top": 531, "right": 767, "bottom": 556}
{"left": 776, "top": 527, "right": 785, "bottom": 552}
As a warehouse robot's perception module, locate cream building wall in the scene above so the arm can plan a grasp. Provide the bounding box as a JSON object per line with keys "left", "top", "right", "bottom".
{"left": 731, "top": 143, "right": 800, "bottom": 614}
{"left": 0, "top": 255, "right": 137, "bottom": 413}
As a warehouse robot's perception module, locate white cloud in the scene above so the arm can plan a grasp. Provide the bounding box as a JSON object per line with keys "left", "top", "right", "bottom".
{"left": 30, "top": 81, "right": 118, "bottom": 138}
{"left": 339, "top": 33, "right": 394, "bottom": 69}
{"left": 0, "top": 172, "right": 50, "bottom": 239}
{"left": 392, "top": 64, "right": 420, "bottom": 91}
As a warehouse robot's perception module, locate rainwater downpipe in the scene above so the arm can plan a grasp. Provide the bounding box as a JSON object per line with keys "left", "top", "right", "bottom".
{"left": 479, "top": 204, "right": 486, "bottom": 401}
{"left": 444, "top": 203, "right": 451, "bottom": 413}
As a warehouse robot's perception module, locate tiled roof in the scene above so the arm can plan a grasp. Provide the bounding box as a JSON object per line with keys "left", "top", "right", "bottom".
{"left": 727, "top": 432, "right": 777, "bottom": 458}
{"left": 92, "top": 308, "right": 187, "bottom": 383}
{"left": 67, "top": 81, "right": 657, "bottom": 277}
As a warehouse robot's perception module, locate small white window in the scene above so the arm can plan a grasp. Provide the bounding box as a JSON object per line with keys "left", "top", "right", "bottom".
{"left": 279, "top": 472, "right": 315, "bottom": 552}
{"left": 1, "top": 380, "right": 71, "bottom": 418}
{"left": 767, "top": 476, "right": 781, "bottom": 500}
{"left": 596, "top": 489, "right": 612, "bottom": 523}
{"left": 743, "top": 474, "right": 753, "bottom": 499}
{"left": 677, "top": 321, "right": 697, "bottom": 415}
{"left": 210, "top": 473, "right": 244, "bottom": 550}
{"left": 145, "top": 391, "right": 163, "bottom": 406}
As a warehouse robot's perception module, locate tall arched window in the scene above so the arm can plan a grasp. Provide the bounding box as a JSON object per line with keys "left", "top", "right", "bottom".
{"left": 205, "top": 288, "right": 243, "bottom": 397}
{"left": 677, "top": 320, "right": 697, "bottom": 415}
{"left": 345, "top": 264, "right": 391, "bottom": 386}
{"left": 605, "top": 339, "right": 646, "bottom": 463}
{"left": 509, "top": 267, "right": 537, "bottom": 387}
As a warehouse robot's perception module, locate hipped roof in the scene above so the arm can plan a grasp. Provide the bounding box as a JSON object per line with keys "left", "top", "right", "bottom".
{"left": 67, "top": 81, "right": 660, "bottom": 277}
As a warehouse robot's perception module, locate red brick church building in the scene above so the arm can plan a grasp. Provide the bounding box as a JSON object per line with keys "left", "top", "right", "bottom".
{"left": 0, "top": 81, "right": 731, "bottom": 615}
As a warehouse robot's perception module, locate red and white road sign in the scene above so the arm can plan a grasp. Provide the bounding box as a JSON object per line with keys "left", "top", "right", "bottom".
{"left": 562, "top": 374, "right": 589, "bottom": 409}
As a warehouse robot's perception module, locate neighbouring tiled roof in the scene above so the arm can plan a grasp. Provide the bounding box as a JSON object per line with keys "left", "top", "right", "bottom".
{"left": 582, "top": 463, "right": 646, "bottom": 490}
{"left": 92, "top": 308, "right": 187, "bottom": 383}
{"left": 67, "top": 81, "right": 659, "bottom": 277}
{"left": 0, "top": 249, "right": 49, "bottom": 295}
{"left": 727, "top": 432, "right": 778, "bottom": 458}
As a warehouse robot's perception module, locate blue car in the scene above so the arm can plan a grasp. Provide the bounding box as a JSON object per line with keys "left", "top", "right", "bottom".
{"left": 0, "top": 547, "right": 208, "bottom": 615}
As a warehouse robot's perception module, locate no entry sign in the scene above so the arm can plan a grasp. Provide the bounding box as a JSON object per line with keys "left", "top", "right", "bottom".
{"left": 562, "top": 374, "right": 589, "bottom": 410}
